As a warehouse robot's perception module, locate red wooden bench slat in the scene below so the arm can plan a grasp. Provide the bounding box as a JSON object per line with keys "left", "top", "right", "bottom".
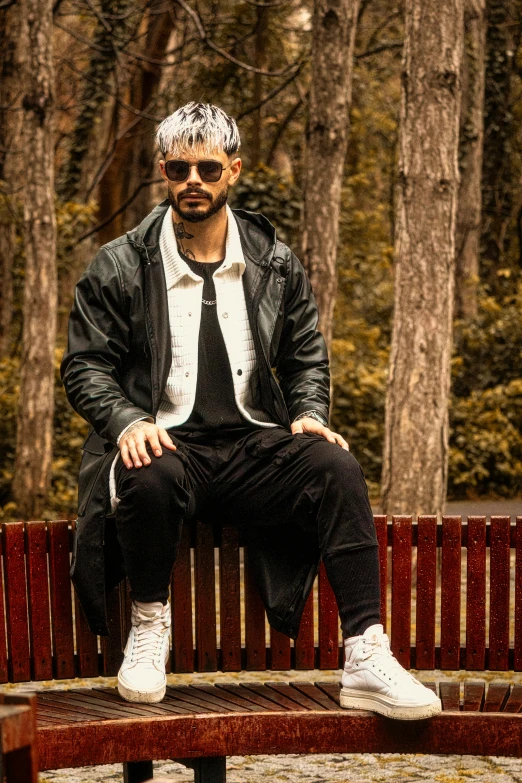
{"left": 439, "top": 681, "right": 460, "bottom": 711}
{"left": 318, "top": 562, "right": 339, "bottom": 669}
{"left": 294, "top": 591, "right": 314, "bottom": 670}
{"left": 0, "top": 528, "right": 9, "bottom": 683}
{"left": 391, "top": 516, "right": 411, "bottom": 667}
{"left": 503, "top": 683, "right": 522, "bottom": 713}
{"left": 515, "top": 517, "right": 522, "bottom": 671}
{"left": 171, "top": 522, "right": 193, "bottom": 673}
{"left": 25, "top": 522, "right": 53, "bottom": 681}
{"left": 270, "top": 627, "right": 291, "bottom": 671}
{"left": 244, "top": 547, "right": 266, "bottom": 670}
{"left": 101, "top": 584, "right": 124, "bottom": 676}
{"left": 489, "top": 516, "right": 511, "bottom": 670}
{"left": 291, "top": 682, "right": 339, "bottom": 711}
{"left": 483, "top": 682, "right": 510, "bottom": 712}
{"left": 239, "top": 683, "right": 293, "bottom": 710}
{"left": 214, "top": 684, "right": 267, "bottom": 712}
{"left": 415, "top": 516, "right": 437, "bottom": 669}
{"left": 165, "top": 686, "right": 225, "bottom": 713}
{"left": 374, "top": 516, "right": 388, "bottom": 628}
{"left": 95, "top": 688, "right": 179, "bottom": 717}
{"left": 245, "top": 683, "right": 296, "bottom": 710}
{"left": 193, "top": 684, "right": 261, "bottom": 712}
{"left": 3, "top": 522, "right": 30, "bottom": 682}
{"left": 465, "top": 516, "right": 486, "bottom": 671}
{"left": 463, "top": 681, "right": 485, "bottom": 711}
{"left": 219, "top": 525, "right": 241, "bottom": 672}
{"left": 440, "top": 516, "right": 461, "bottom": 670}
{"left": 194, "top": 520, "right": 217, "bottom": 672}
{"left": 48, "top": 521, "right": 75, "bottom": 679}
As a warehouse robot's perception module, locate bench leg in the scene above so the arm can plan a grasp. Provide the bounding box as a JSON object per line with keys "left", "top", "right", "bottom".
{"left": 174, "top": 757, "right": 226, "bottom": 783}
{"left": 4, "top": 745, "right": 38, "bottom": 783}
{"left": 123, "top": 760, "right": 154, "bottom": 782}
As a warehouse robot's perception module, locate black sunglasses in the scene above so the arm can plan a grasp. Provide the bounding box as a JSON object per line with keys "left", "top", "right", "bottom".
{"left": 164, "top": 159, "right": 236, "bottom": 183}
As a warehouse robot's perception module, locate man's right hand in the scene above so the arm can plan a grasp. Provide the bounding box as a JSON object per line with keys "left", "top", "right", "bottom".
{"left": 119, "top": 421, "right": 177, "bottom": 469}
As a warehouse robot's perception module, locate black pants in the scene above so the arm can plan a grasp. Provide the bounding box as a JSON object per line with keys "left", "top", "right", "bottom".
{"left": 114, "top": 425, "right": 381, "bottom": 638}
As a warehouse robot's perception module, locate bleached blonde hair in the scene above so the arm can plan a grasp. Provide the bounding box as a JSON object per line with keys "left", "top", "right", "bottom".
{"left": 155, "top": 102, "right": 241, "bottom": 158}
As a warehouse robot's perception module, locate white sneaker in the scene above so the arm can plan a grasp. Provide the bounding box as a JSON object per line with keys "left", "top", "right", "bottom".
{"left": 117, "top": 600, "right": 171, "bottom": 703}
{"left": 340, "top": 623, "right": 442, "bottom": 720}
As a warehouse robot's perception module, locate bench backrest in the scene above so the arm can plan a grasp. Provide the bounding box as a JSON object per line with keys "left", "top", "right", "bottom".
{"left": 0, "top": 515, "right": 519, "bottom": 682}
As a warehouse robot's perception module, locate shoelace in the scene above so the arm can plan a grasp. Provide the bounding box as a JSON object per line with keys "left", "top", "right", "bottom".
{"left": 130, "top": 607, "right": 170, "bottom": 664}
{"left": 352, "top": 632, "right": 423, "bottom": 687}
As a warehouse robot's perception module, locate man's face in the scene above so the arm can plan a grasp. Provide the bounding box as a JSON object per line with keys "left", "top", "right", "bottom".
{"left": 159, "top": 147, "right": 242, "bottom": 223}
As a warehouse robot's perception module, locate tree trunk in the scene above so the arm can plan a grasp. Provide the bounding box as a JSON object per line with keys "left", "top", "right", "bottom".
{"left": 12, "top": 0, "right": 57, "bottom": 519}
{"left": 381, "top": 0, "right": 464, "bottom": 517}
{"left": 56, "top": 0, "right": 130, "bottom": 204}
{"left": 0, "top": 0, "right": 27, "bottom": 356}
{"left": 455, "top": 0, "right": 486, "bottom": 319}
{"left": 300, "top": 0, "right": 361, "bottom": 386}
{"left": 98, "top": 0, "right": 176, "bottom": 242}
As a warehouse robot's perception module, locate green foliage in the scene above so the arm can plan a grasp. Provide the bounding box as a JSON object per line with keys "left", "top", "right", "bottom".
{"left": 0, "top": 356, "right": 19, "bottom": 514}
{"left": 330, "top": 329, "right": 389, "bottom": 499}
{"left": 0, "top": 348, "right": 89, "bottom": 522}
{"left": 229, "top": 162, "right": 302, "bottom": 247}
{"left": 0, "top": 199, "right": 95, "bottom": 521}
{"left": 452, "top": 283, "right": 522, "bottom": 397}
{"left": 447, "top": 282, "right": 522, "bottom": 498}
{"left": 449, "top": 379, "right": 522, "bottom": 499}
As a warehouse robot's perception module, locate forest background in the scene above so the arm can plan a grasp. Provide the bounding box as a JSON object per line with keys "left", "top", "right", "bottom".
{"left": 1, "top": 0, "right": 521, "bottom": 521}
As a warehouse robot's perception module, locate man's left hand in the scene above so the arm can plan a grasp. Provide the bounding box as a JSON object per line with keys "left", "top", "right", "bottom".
{"left": 291, "top": 417, "right": 350, "bottom": 450}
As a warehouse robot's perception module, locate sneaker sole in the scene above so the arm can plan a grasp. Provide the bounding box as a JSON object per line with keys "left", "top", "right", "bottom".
{"left": 117, "top": 676, "right": 166, "bottom": 704}
{"left": 340, "top": 687, "right": 442, "bottom": 720}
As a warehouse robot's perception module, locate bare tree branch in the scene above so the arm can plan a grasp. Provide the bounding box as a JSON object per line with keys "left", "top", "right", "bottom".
{"left": 266, "top": 93, "right": 306, "bottom": 166}
{"left": 175, "top": 0, "right": 303, "bottom": 76}
{"left": 77, "top": 177, "right": 163, "bottom": 242}
{"left": 85, "top": 95, "right": 162, "bottom": 199}
{"left": 55, "top": 17, "right": 191, "bottom": 66}
{"left": 54, "top": 19, "right": 113, "bottom": 52}
{"left": 64, "top": 59, "right": 165, "bottom": 121}
{"left": 243, "top": 0, "right": 293, "bottom": 7}
{"left": 355, "top": 41, "right": 402, "bottom": 59}
{"left": 236, "top": 55, "right": 308, "bottom": 120}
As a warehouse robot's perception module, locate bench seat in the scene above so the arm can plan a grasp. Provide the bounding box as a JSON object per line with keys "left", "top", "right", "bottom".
{"left": 37, "top": 680, "right": 522, "bottom": 772}
{"left": 2, "top": 515, "right": 522, "bottom": 780}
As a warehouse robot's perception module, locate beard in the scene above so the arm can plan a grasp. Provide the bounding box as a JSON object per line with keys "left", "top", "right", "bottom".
{"left": 168, "top": 183, "right": 229, "bottom": 223}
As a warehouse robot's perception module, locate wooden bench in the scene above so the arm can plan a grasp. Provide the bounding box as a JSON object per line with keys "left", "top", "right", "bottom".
{"left": 0, "top": 693, "right": 37, "bottom": 782}
{"left": 2, "top": 515, "right": 522, "bottom": 782}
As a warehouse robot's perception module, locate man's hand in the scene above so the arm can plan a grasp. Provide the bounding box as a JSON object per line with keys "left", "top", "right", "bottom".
{"left": 119, "top": 421, "right": 177, "bottom": 469}
{"left": 291, "top": 416, "right": 350, "bottom": 450}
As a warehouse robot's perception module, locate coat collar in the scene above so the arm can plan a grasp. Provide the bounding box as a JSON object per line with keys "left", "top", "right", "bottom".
{"left": 126, "top": 197, "right": 277, "bottom": 270}
{"left": 159, "top": 203, "right": 246, "bottom": 289}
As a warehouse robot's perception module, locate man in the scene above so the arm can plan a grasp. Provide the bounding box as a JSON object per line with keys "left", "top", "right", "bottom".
{"left": 61, "top": 102, "right": 441, "bottom": 720}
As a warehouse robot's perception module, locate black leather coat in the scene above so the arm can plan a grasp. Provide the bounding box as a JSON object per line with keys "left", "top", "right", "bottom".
{"left": 60, "top": 198, "right": 330, "bottom": 637}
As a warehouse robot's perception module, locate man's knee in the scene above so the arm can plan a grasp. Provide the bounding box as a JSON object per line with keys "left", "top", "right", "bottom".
{"left": 313, "top": 441, "right": 366, "bottom": 483}
{"left": 118, "top": 445, "right": 186, "bottom": 494}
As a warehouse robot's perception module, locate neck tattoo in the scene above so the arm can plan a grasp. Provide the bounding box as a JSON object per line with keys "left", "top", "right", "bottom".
{"left": 173, "top": 220, "right": 196, "bottom": 260}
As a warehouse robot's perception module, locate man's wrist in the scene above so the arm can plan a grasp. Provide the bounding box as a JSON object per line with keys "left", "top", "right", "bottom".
{"left": 116, "top": 416, "right": 153, "bottom": 446}
{"left": 292, "top": 410, "right": 328, "bottom": 427}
